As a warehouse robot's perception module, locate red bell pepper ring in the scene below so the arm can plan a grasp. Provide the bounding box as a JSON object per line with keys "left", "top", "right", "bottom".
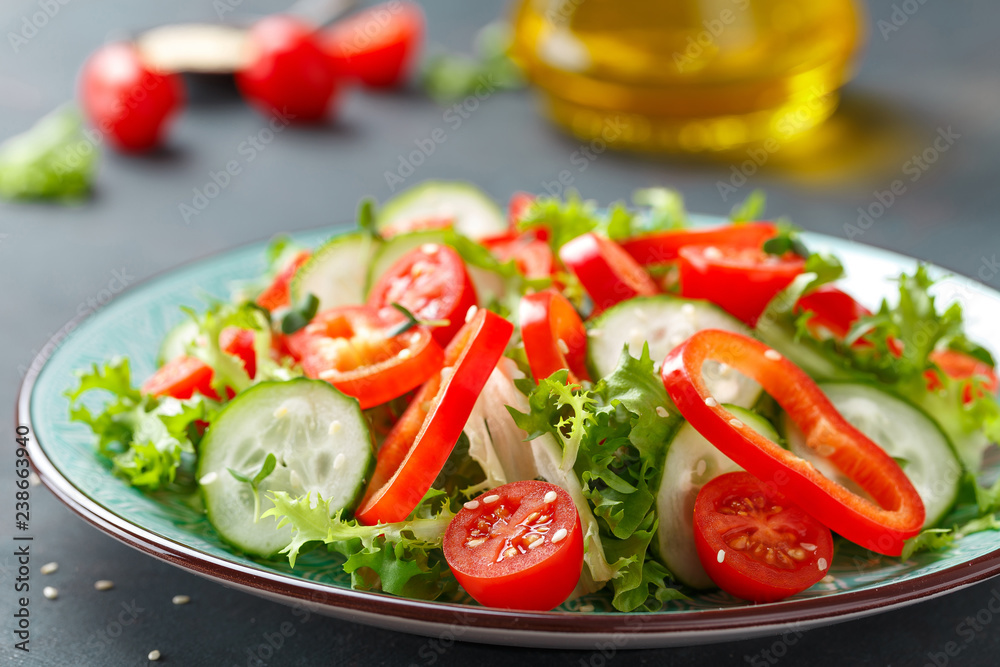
{"left": 660, "top": 329, "right": 925, "bottom": 556}
{"left": 620, "top": 222, "right": 778, "bottom": 266}
{"left": 356, "top": 308, "right": 514, "bottom": 525}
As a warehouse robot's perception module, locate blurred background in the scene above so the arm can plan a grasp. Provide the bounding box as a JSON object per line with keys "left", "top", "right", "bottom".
{"left": 3, "top": 0, "right": 1000, "bottom": 664}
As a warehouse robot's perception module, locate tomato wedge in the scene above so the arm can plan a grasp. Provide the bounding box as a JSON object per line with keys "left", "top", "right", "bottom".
{"left": 286, "top": 305, "right": 444, "bottom": 409}
{"left": 928, "top": 349, "right": 999, "bottom": 400}
{"left": 483, "top": 232, "right": 554, "bottom": 280}
{"left": 694, "top": 471, "right": 833, "bottom": 603}
{"left": 356, "top": 309, "right": 513, "bottom": 525}
{"left": 256, "top": 250, "right": 311, "bottom": 312}
{"left": 678, "top": 245, "right": 805, "bottom": 326}
{"left": 141, "top": 356, "right": 218, "bottom": 400}
{"left": 368, "top": 243, "right": 478, "bottom": 346}
{"left": 661, "top": 329, "right": 924, "bottom": 556}
{"left": 219, "top": 327, "right": 257, "bottom": 380}
{"left": 621, "top": 222, "right": 778, "bottom": 266}
{"left": 559, "top": 233, "right": 658, "bottom": 315}
{"left": 442, "top": 480, "right": 583, "bottom": 610}
{"left": 321, "top": 1, "right": 424, "bottom": 88}
{"left": 519, "top": 289, "right": 589, "bottom": 383}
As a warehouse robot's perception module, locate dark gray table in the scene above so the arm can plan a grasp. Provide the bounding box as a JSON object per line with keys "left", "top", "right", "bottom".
{"left": 4, "top": 0, "right": 1000, "bottom": 664}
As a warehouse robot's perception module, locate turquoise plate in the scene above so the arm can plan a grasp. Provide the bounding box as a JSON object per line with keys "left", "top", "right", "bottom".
{"left": 20, "top": 217, "right": 1000, "bottom": 648}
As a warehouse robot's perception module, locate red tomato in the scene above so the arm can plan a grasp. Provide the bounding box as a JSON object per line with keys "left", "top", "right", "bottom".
{"left": 356, "top": 309, "right": 513, "bottom": 525}
{"left": 694, "top": 472, "right": 833, "bottom": 603}
{"left": 256, "top": 250, "right": 311, "bottom": 312}
{"left": 621, "top": 222, "right": 778, "bottom": 266}
{"left": 559, "top": 233, "right": 658, "bottom": 315}
{"left": 321, "top": 1, "right": 424, "bottom": 88}
{"left": 381, "top": 216, "right": 453, "bottom": 238}
{"left": 368, "top": 243, "right": 478, "bottom": 346}
{"left": 519, "top": 290, "right": 589, "bottom": 383}
{"left": 220, "top": 327, "right": 256, "bottom": 380}
{"left": 678, "top": 245, "right": 805, "bottom": 326}
{"left": 483, "top": 233, "right": 554, "bottom": 280}
{"left": 141, "top": 356, "right": 218, "bottom": 400}
{"left": 795, "top": 286, "right": 872, "bottom": 340}
{"left": 443, "top": 480, "right": 584, "bottom": 610}
{"left": 661, "top": 329, "right": 924, "bottom": 555}
{"left": 928, "top": 349, "right": 999, "bottom": 400}
{"left": 79, "top": 42, "right": 185, "bottom": 152}
{"left": 508, "top": 192, "right": 536, "bottom": 227}
{"left": 237, "top": 15, "right": 339, "bottom": 122}
{"left": 286, "top": 305, "right": 444, "bottom": 409}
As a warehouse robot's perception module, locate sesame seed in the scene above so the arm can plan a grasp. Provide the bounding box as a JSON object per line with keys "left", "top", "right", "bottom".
{"left": 333, "top": 453, "right": 346, "bottom": 470}
{"left": 543, "top": 491, "right": 558, "bottom": 503}
{"left": 172, "top": 595, "right": 190, "bottom": 605}
{"left": 43, "top": 587, "right": 58, "bottom": 600}
{"left": 704, "top": 246, "right": 723, "bottom": 260}
{"left": 589, "top": 328, "right": 602, "bottom": 338}
{"left": 557, "top": 339, "right": 570, "bottom": 354}
{"left": 421, "top": 244, "right": 440, "bottom": 255}
{"left": 729, "top": 418, "right": 744, "bottom": 428}
{"left": 199, "top": 472, "right": 218, "bottom": 486}
{"left": 148, "top": 649, "right": 161, "bottom": 661}
{"left": 578, "top": 603, "right": 595, "bottom": 612}
{"left": 705, "top": 397, "right": 719, "bottom": 407}
{"left": 328, "top": 420, "right": 342, "bottom": 435}
{"left": 764, "top": 349, "right": 782, "bottom": 361}
{"left": 528, "top": 538, "right": 544, "bottom": 549}
{"left": 801, "top": 543, "right": 817, "bottom": 551}
{"left": 817, "top": 557, "right": 828, "bottom": 570}
{"left": 634, "top": 308, "right": 647, "bottom": 321}
{"left": 681, "top": 303, "right": 696, "bottom": 317}
{"left": 397, "top": 348, "right": 412, "bottom": 360}
{"left": 40, "top": 562, "right": 58, "bottom": 575}
{"left": 655, "top": 406, "right": 669, "bottom": 418}
{"left": 717, "top": 549, "right": 726, "bottom": 563}
{"left": 273, "top": 406, "right": 288, "bottom": 419}
{"left": 552, "top": 528, "right": 568, "bottom": 543}
{"left": 440, "top": 366, "right": 454, "bottom": 380}
{"left": 464, "top": 500, "right": 480, "bottom": 510}
{"left": 482, "top": 494, "right": 500, "bottom": 504}
{"left": 319, "top": 369, "right": 338, "bottom": 380}
{"left": 821, "top": 574, "right": 836, "bottom": 584}
{"left": 94, "top": 580, "right": 114, "bottom": 591}
{"left": 465, "top": 305, "right": 478, "bottom": 323}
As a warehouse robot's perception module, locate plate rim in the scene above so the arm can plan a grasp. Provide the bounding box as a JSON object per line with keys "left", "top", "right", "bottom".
{"left": 19, "top": 223, "right": 1000, "bottom": 648}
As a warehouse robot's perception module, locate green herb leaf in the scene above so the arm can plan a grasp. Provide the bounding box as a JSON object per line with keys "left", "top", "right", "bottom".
{"left": 729, "top": 189, "right": 766, "bottom": 223}
{"left": 227, "top": 468, "right": 251, "bottom": 484}
{"left": 253, "top": 452, "right": 277, "bottom": 486}
{"left": 281, "top": 293, "right": 319, "bottom": 334}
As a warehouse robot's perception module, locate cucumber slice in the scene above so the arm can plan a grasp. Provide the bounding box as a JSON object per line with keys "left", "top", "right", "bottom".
{"left": 197, "top": 379, "right": 374, "bottom": 557}
{"left": 755, "top": 315, "right": 852, "bottom": 381}
{"left": 588, "top": 296, "right": 762, "bottom": 408}
{"left": 290, "top": 232, "right": 381, "bottom": 312}
{"left": 655, "top": 406, "right": 779, "bottom": 589}
{"left": 782, "top": 382, "right": 961, "bottom": 528}
{"left": 157, "top": 318, "right": 200, "bottom": 365}
{"left": 377, "top": 181, "right": 506, "bottom": 240}
{"left": 366, "top": 229, "right": 507, "bottom": 306}
{"left": 656, "top": 405, "right": 779, "bottom": 589}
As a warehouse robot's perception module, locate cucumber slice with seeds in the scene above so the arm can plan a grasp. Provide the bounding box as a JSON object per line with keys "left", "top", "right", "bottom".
{"left": 198, "top": 379, "right": 373, "bottom": 557}
{"left": 377, "top": 181, "right": 506, "bottom": 240}
{"left": 290, "top": 232, "right": 381, "bottom": 312}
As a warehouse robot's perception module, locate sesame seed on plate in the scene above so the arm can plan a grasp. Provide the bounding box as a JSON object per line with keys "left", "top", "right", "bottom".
{"left": 543, "top": 491, "right": 558, "bottom": 504}
{"left": 655, "top": 406, "right": 669, "bottom": 418}
{"left": 172, "top": 595, "right": 191, "bottom": 605}
{"left": 764, "top": 349, "right": 782, "bottom": 361}
{"left": 43, "top": 587, "right": 58, "bottom": 600}
{"left": 94, "top": 580, "right": 114, "bottom": 591}
{"left": 148, "top": 649, "right": 161, "bottom": 661}
{"left": 40, "top": 562, "right": 58, "bottom": 575}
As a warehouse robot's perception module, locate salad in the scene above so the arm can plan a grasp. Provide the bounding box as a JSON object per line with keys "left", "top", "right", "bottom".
{"left": 67, "top": 181, "right": 1000, "bottom": 611}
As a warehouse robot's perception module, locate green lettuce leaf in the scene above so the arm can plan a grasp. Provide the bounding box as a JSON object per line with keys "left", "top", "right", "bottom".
{"left": 0, "top": 106, "right": 96, "bottom": 201}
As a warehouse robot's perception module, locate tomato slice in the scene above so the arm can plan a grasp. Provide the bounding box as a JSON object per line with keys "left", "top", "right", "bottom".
{"left": 661, "top": 329, "right": 924, "bottom": 556}
{"left": 694, "top": 471, "right": 833, "bottom": 603}
{"left": 286, "top": 305, "right": 444, "bottom": 409}
{"left": 508, "top": 192, "right": 535, "bottom": 227}
{"left": 795, "top": 285, "right": 872, "bottom": 340}
{"left": 559, "top": 233, "right": 658, "bottom": 315}
{"left": 356, "top": 309, "right": 513, "bottom": 525}
{"left": 928, "top": 349, "right": 999, "bottom": 401}
{"left": 220, "top": 327, "right": 257, "bottom": 380}
{"left": 256, "top": 250, "right": 311, "bottom": 312}
{"left": 621, "top": 222, "right": 778, "bottom": 266}
{"left": 483, "top": 232, "right": 554, "bottom": 280}
{"left": 321, "top": 1, "right": 424, "bottom": 88}
{"left": 141, "top": 356, "right": 219, "bottom": 400}
{"left": 679, "top": 245, "right": 805, "bottom": 326}
{"left": 519, "top": 289, "right": 590, "bottom": 383}
{"left": 368, "top": 243, "right": 478, "bottom": 346}
{"left": 442, "top": 480, "right": 583, "bottom": 610}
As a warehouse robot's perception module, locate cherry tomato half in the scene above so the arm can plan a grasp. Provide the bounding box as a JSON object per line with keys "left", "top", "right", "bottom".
{"left": 621, "top": 222, "right": 778, "bottom": 266}
{"left": 928, "top": 349, "right": 999, "bottom": 401}
{"left": 678, "top": 245, "right": 805, "bottom": 326}
{"left": 443, "top": 480, "right": 584, "bottom": 610}
{"left": 694, "top": 472, "right": 833, "bottom": 603}
{"left": 356, "top": 309, "right": 513, "bottom": 525}
{"left": 519, "top": 290, "right": 589, "bottom": 383}
{"left": 141, "top": 356, "right": 218, "bottom": 400}
{"left": 559, "top": 233, "right": 658, "bottom": 315}
{"left": 367, "top": 243, "right": 478, "bottom": 346}
{"left": 256, "top": 250, "right": 311, "bottom": 312}
{"left": 483, "top": 232, "right": 554, "bottom": 280}
{"left": 321, "top": 1, "right": 424, "bottom": 88}
{"left": 795, "top": 285, "right": 872, "bottom": 340}
{"left": 79, "top": 42, "right": 185, "bottom": 152}
{"left": 237, "top": 15, "right": 339, "bottom": 122}
{"left": 286, "top": 305, "right": 444, "bottom": 409}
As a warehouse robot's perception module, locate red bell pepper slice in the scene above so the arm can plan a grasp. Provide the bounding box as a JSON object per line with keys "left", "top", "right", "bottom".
{"left": 621, "top": 222, "right": 778, "bottom": 266}
{"left": 661, "top": 329, "right": 925, "bottom": 556}
{"left": 559, "top": 233, "right": 658, "bottom": 315}
{"left": 519, "top": 289, "right": 590, "bottom": 384}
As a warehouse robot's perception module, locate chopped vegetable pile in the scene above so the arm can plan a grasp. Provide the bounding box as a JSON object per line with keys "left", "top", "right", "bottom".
{"left": 68, "top": 181, "right": 1000, "bottom": 611}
